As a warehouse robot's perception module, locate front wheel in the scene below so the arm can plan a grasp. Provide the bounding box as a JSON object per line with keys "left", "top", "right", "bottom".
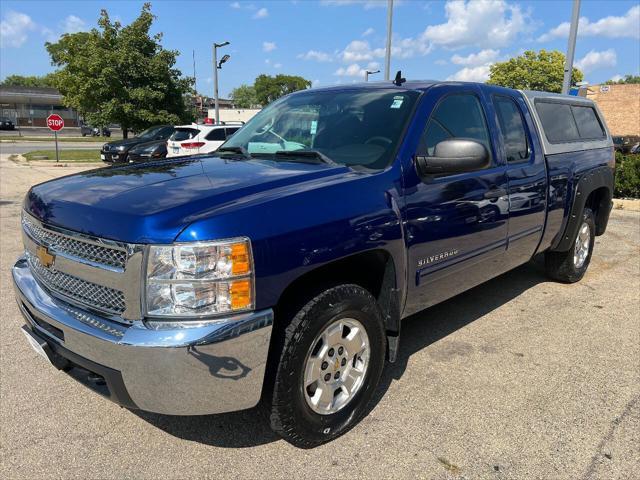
{"left": 545, "top": 208, "right": 596, "bottom": 283}
{"left": 268, "top": 284, "right": 386, "bottom": 448}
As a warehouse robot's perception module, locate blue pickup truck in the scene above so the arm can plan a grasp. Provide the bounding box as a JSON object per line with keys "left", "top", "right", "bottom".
{"left": 14, "top": 79, "right": 614, "bottom": 448}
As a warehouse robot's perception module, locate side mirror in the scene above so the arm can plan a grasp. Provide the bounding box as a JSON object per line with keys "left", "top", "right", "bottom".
{"left": 415, "top": 138, "right": 489, "bottom": 177}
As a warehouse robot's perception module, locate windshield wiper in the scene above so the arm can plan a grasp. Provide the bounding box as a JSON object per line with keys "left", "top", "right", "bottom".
{"left": 274, "top": 149, "right": 337, "bottom": 166}
{"left": 216, "top": 146, "right": 252, "bottom": 159}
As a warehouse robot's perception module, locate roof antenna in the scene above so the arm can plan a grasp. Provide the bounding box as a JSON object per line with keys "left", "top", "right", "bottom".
{"left": 393, "top": 70, "right": 406, "bottom": 86}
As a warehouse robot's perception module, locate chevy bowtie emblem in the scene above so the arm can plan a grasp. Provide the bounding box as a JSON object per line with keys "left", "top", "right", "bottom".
{"left": 36, "top": 245, "right": 55, "bottom": 268}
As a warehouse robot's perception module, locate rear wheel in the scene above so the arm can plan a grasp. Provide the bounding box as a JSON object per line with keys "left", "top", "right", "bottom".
{"left": 268, "top": 284, "right": 385, "bottom": 448}
{"left": 545, "top": 208, "right": 596, "bottom": 283}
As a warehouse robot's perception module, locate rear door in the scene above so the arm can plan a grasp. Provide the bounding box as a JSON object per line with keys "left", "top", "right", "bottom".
{"left": 490, "top": 91, "right": 547, "bottom": 267}
{"left": 204, "top": 127, "right": 226, "bottom": 152}
{"left": 402, "top": 84, "right": 509, "bottom": 316}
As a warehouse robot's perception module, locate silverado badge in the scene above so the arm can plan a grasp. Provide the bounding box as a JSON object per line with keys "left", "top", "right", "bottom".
{"left": 36, "top": 245, "right": 55, "bottom": 268}
{"left": 418, "top": 249, "right": 459, "bottom": 267}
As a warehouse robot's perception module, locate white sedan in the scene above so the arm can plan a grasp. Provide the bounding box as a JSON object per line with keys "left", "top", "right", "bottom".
{"left": 166, "top": 123, "right": 242, "bottom": 158}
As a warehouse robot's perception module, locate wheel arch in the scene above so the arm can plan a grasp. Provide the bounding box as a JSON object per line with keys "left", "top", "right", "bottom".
{"left": 273, "top": 248, "right": 401, "bottom": 336}
{"left": 551, "top": 166, "right": 613, "bottom": 251}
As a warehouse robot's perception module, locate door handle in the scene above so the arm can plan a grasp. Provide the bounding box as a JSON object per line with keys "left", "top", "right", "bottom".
{"left": 483, "top": 188, "right": 507, "bottom": 200}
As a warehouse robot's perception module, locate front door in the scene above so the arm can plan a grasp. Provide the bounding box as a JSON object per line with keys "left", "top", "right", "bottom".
{"left": 402, "top": 85, "right": 509, "bottom": 317}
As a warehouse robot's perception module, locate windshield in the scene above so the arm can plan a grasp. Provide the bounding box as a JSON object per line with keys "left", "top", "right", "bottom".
{"left": 137, "top": 126, "right": 162, "bottom": 140}
{"left": 222, "top": 88, "right": 420, "bottom": 169}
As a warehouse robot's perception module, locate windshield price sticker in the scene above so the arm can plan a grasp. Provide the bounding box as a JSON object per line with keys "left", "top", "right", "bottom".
{"left": 390, "top": 96, "right": 404, "bottom": 109}
{"left": 310, "top": 120, "right": 318, "bottom": 135}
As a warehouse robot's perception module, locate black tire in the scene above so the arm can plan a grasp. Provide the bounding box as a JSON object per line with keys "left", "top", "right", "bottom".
{"left": 545, "top": 208, "right": 596, "bottom": 283}
{"left": 268, "top": 284, "right": 386, "bottom": 448}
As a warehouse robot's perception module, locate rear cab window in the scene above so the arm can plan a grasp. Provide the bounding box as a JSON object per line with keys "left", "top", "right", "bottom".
{"left": 492, "top": 95, "right": 530, "bottom": 162}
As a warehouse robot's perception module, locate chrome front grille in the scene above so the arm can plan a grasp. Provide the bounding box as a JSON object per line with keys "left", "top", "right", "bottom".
{"left": 26, "top": 251, "right": 126, "bottom": 315}
{"left": 22, "top": 215, "right": 127, "bottom": 270}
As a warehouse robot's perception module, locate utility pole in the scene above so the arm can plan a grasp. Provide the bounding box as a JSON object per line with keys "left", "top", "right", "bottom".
{"left": 365, "top": 69, "right": 380, "bottom": 82}
{"left": 213, "top": 41, "right": 230, "bottom": 124}
{"left": 193, "top": 49, "right": 196, "bottom": 94}
{"left": 562, "top": 0, "right": 581, "bottom": 95}
{"left": 384, "top": 0, "right": 394, "bottom": 80}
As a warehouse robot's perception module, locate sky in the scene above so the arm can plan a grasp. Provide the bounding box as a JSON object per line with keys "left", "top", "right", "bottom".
{"left": 1, "top": 0, "right": 639, "bottom": 97}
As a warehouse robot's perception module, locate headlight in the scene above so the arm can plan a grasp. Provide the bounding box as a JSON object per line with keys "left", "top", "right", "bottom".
{"left": 145, "top": 238, "right": 254, "bottom": 317}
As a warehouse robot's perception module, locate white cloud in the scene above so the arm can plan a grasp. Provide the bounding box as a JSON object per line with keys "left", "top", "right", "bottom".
{"left": 362, "top": 27, "right": 375, "bottom": 37}
{"left": 609, "top": 74, "right": 623, "bottom": 82}
{"left": 312, "top": 79, "right": 321, "bottom": 86}
{"left": 447, "top": 64, "right": 492, "bottom": 82}
{"left": 538, "top": 6, "right": 639, "bottom": 41}
{"left": 253, "top": 8, "right": 268, "bottom": 19}
{"left": 0, "top": 11, "right": 36, "bottom": 48}
{"left": 262, "top": 41, "right": 276, "bottom": 52}
{"left": 62, "top": 15, "right": 86, "bottom": 34}
{"left": 575, "top": 49, "right": 617, "bottom": 74}
{"left": 339, "top": 36, "right": 431, "bottom": 63}
{"left": 451, "top": 49, "right": 499, "bottom": 66}
{"left": 298, "top": 50, "right": 333, "bottom": 62}
{"left": 230, "top": 1, "right": 241, "bottom": 8}
{"left": 334, "top": 61, "right": 380, "bottom": 78}
{"left": 421, "top": 0, "right": 528, "bottom": 49}
{"left": 273, "top": 62, "right": 282, "bottom": 69}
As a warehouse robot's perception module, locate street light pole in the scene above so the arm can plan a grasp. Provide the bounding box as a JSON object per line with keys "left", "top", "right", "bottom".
{"left": 562, "top": 0, "right": 581, "bottom": 95}
{"left": 384, "top": 0, "right": 394, "bottom": 81}
{"left": 213, "top": 41, "right": 230, "bottom": 124}
{"left": 365, "top": 69, "right": 380, "bottom": 82}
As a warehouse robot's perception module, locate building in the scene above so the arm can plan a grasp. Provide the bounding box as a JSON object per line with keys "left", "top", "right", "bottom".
{"left": 0, "top": 86, "right": 80, "bottom": 127}
{"left": 586, "top": 83, "right": 640, "bottom": 137}
{"left": 207, "top": 108, "right": 260, "bottom": 123}
{"left": 192, "top": 95, "right": 234, "bottom": 120}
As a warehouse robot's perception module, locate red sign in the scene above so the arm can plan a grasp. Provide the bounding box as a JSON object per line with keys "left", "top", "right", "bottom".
{"left": 46, "top": 114, "right": 64, "bottom": 131}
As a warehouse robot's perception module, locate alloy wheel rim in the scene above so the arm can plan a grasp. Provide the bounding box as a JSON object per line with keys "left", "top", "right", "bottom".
{"left": 573, "top": 222, "right": 590, "bottom": 268}
{"left": 302, "top": 317, "right": 370, "bottom": 415}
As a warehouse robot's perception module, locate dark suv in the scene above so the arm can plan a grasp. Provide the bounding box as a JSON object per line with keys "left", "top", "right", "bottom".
{"left": 101, "top": 125, "right": 175, "bottom": 163}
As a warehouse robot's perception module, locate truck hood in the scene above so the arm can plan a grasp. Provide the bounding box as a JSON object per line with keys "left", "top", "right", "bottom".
{"left": 25, "top": 156, "right": 351, "bottom": 243}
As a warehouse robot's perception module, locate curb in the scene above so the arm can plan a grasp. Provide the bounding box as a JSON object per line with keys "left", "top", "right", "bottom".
{"left": 613, "top": 198, "right": 640, "bottom": 212}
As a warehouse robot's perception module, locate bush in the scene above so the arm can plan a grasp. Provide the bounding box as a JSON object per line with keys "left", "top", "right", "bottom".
{"left": 615, "top": 152, "right": 640, "bottom": 198}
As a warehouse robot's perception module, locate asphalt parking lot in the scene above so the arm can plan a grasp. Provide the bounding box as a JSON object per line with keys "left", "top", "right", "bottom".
{"left": 1, "top": 155, "right": 638, "bottom": 479}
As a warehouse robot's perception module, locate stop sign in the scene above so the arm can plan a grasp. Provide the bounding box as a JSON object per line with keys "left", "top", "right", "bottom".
{"left": 46, "top": 114, "right": 64, "bottom": 131}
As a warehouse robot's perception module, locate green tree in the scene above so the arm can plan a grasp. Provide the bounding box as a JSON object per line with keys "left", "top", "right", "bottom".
{"left": 254, "top": 74, "right": 311, "bottom": 105}
{"left": 230, "top": 84, "right": 258, "bottom": 108}
{"left": 46, "top": 3, "right": 193, "bottom": 137}
{"left": 487, "top": 50, "right": 583, "bottom": 93}
{"left": 0, "top": 73, "right": 58, "bottom": 88}
{"left": 605, "top": 74, "right": 640, "bottom": 85}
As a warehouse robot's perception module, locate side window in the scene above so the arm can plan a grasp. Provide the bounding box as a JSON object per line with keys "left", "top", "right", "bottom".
{"left": 535, "top": 102, "right": 580, "bottom": 143}
{"left": 421, "top": 94, "right": 491, "bottom": 158}
{"left": 206, "top": 128, "right": 226, "bottom": 141}
{"left": 225, "top": 127, "right": 239, "bottom": 139}
{"left": 571, "top": 106, "right": 605, "bottom": 139}
{"left": 493, "top": 96, "right": 529, "bottom": 162}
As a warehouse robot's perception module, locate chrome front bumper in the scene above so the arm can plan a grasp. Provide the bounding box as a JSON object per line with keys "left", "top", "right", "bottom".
{"left": 13, "top": 256, "right": 274, "bottom": 415}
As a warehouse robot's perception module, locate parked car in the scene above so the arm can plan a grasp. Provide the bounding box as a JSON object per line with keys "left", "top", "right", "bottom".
{"left": 630, "top": 142, "right": 640, "bottom": 154}
{"left": 127, "top": 139, "right": 168, "bottom": 162}
{"left": 80, "top": 124, "right": 111, "bottom": 137}
{"left": 0, "top": 117, "right": 15, "bottom": 130}
{"left": 613, "top": 136, "right": 633, "bottom": 153}
{"left": 101, "top": 125, "right": 174, "bottom": 163}
{"left": 14, "top": 80, "right": 614, "bottom": 448}
{"left": 166, "top": 122, "right": 242, "bottom": 157}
